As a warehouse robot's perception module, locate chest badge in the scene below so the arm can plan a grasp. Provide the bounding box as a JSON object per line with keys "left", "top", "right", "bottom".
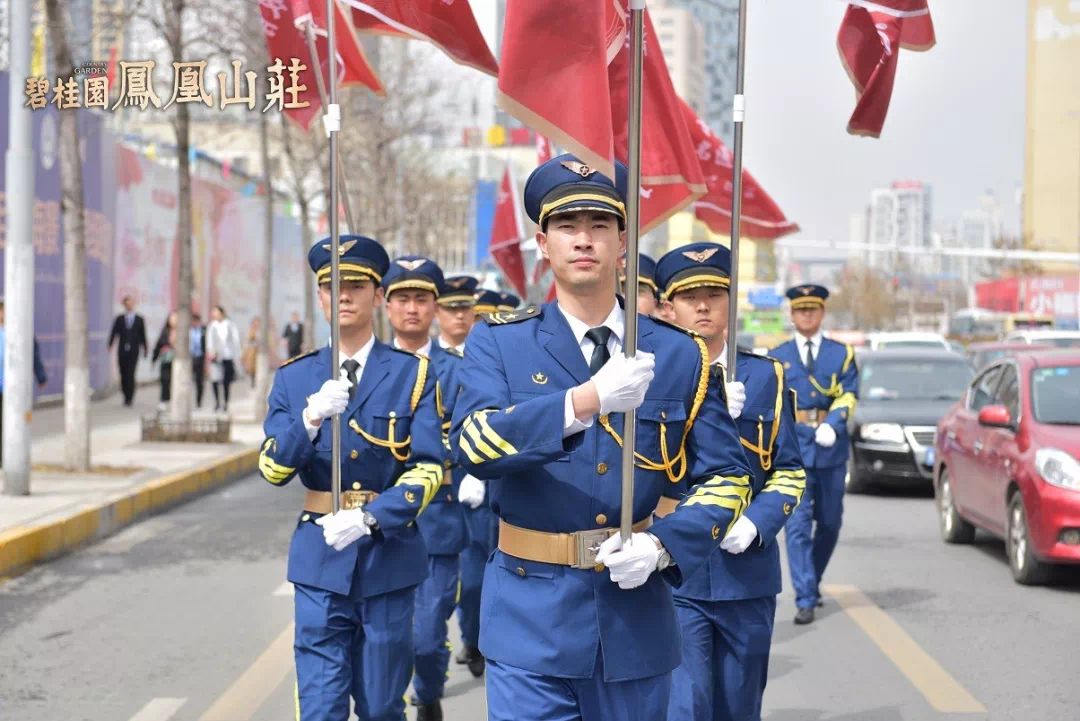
{"left": 783, "top": 362, "right": 791, "bottom": 370}
{"left": 784, "top": 503, "right": 793, "bottom": 515}
{"left": 531, "top": 372, "right": 549, "bottom": 385}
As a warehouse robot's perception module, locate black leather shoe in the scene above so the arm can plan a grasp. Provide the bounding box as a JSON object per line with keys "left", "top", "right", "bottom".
{"left": 463, "top": 646, "right": 486, "bottom": 677}
{"left": 416, "top": 701, "right": 443, "bottom": 721}
{"left": 794, "top": 607, "right": 815, "bottom": 625}
{"left": 816, "top": 598, "right": 824, "bottom": 608}
{"left": 454, "top": 646, "right": 470, "bottom": 664}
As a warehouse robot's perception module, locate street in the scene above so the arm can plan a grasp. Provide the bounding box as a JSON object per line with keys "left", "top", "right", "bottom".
{"left": 1, "top": 477, "right": 1077, "bottom": 721}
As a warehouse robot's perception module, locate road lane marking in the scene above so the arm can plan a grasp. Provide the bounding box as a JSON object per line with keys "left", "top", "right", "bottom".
{"left": 128, "top": 698, "right": 187, "bottom": 721}
{"left": 198, "top": 623, "right": 295, "bottom": 721}
{"left": 823, "top": 584, "right": 986, "bottom": 713}
{"left": 272, "top": 581, "right": 294, "bottom": 597}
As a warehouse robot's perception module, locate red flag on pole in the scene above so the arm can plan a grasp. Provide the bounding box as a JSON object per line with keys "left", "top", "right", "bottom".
{"left": 545, "top": 278, "right": 558, "bottom": 303}
{"left": 497, "top": 0, "right": 626, "bottom": 180}
{"left": 680, "top": 99, "right": 799, "bottom": 240}
{"left": 610, "top": 4, "right": 706, "bottom": 234}
{"left": 259, "top": 0, "right": 384, "bottom": 131}
{"left": 344, "top": 0, "right": 498, "bottom": 76}
{"left": 489, "top": 163, "right": 528, "bottom": 298}
{"left": 837, "top": 0, "right": 935, "bottom": 138}
{"left": 536, "top": 134, "right": 552, "bottom": 165}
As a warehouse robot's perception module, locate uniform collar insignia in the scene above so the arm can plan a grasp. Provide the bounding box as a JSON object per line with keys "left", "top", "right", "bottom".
{"left": 396, "top": 259, "right": 426, "bottom": 271}
{"left": 560, "top": 160, "right": 596, "bottom": 177}
{"left": 321, "top": 238, "right": 358, "bottom": 255}
{"left": 531, "top": 372, "right": 549, "bottom": 385}
{"left": 682, "top": 247, "right": 719, "bottom": 263}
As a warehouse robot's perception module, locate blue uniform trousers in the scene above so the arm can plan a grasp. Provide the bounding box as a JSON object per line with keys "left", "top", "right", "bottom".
{"left": 457, "top": 506, "right": 496, "bottom": 648}
{"left": 487, "top": 647, "right": 671, "bottom": 721}
{"left": 785, "top": 464, "right": 846, "bottom": 609}
{"left": 413, "top": 554, "right": 461, "bottom": 704}
{"left": 668, "top": 595, "right": 776, "bottom": 721}
{"left": 294, "top": 580, "right": 415, "bottom": 721}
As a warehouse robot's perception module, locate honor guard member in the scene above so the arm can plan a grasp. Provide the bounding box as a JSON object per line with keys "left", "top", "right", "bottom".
{"left": 655, "top": 243, "right": 806, "bottom": 721}
{"left": 450, "top": 154, "right": 754, "bottom": 721}
{"left": 437, "top": 275, "right": 478, "bottom": 354}
{"left": 619, "top": 253, "right": 660, "bottom": 317}
{"left": 769, "top": 285, "right": 858, "bottom": 625}
{"left": 259, "top": 235, "right": 445, "bottom": 721}
{"left": 496, "top": 292, "right": 521, "bottom": 312}
{"left": 382, "top": 256, "right": 465, "bottom": 721}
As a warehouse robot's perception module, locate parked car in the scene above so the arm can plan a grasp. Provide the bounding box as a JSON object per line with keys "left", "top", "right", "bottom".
{"left": 968, "top": 341, "right": 1052, "bottom": 372}
{"left": 934, "top": 350, "right": 1080, "bottom": 584}
{"left": 1002, "top": 330, "right": 1080, "bottom": 348}
{"left": 847, "top": 349, "right": 974, "bottom": 493}
{"left": 867, "top": 331, "right": 952, "bottom": 351}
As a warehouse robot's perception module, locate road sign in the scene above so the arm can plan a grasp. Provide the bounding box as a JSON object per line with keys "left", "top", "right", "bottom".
{"left": 748, "top": 288, "right": 783, "bottom": 308}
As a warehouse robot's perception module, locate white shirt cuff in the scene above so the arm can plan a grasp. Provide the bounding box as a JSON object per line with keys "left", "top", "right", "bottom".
{"left": 303, "top": 409, "right": 320, "bottom": 442}
{"left": 563, "top": 389, "right": 594, "bottom": 438}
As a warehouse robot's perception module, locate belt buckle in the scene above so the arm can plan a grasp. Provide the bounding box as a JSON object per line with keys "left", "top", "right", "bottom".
{"left": 342, "top": 490, "right": 366, "bottom": 510}
{"left": 574, "top": 529, "right": 614, "bottom": 570}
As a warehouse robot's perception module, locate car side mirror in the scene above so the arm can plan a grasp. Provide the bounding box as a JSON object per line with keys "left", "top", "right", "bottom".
{"left": 978, "top": 405, "right": 1013, "bottom": 429}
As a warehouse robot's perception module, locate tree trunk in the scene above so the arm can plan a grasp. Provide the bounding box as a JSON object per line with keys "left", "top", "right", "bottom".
{"left": 170, "top": 79, "right": 194, "bottom": 423}
{"left": 45, "top": 0, "right": 90, "bottom": 471}
{"left": 255, "top": 106, "right": 273, "bottom": 420}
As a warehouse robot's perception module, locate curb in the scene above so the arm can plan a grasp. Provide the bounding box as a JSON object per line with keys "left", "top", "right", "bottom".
{"left": 0, "top": 447, "right": 259, "bottom": 579}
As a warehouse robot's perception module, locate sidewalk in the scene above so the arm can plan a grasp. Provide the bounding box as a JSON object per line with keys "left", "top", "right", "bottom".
{"left": 0, "top": 381, "right": 267, "bottom": 578}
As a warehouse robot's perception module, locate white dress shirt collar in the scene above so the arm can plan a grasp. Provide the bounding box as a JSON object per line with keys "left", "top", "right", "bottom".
{"left": 332, "top": 333, "right": 376, "bottom": 370}
{"left": 438, "top": 336, "right": 465, "bottom": 354}
{"left": 558, "top": 299, "right": 624, "bottom": 353}
{"left": 393, "top": 336, "right": 433, "bottom": 358}
{"left": 710, "top": 343, "right": 729, "bottom": 369}
{"left": 797, "top": 330, "right": 824, "bottom": 364}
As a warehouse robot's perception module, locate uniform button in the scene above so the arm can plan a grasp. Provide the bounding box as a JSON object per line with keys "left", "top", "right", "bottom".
{"left": 350, "top": 450, "right": 359, "bottom": 460}
{"left": 301, "top": 514, "right": 311, "bottom": 522}
{"left": 352, "top": 482, "right": 361, "bottom": 490}
{"left": 516, "top": 567, "right": 526, "bottom": 577}
{"left": 661, "top": 410, "right": 667, "bottom": 420}
{"left": 599, "top": 414, "right": 609, "bottom": 425}
{"left": 810, "top": 391, "right": 817, "bottom": 398}
{"left": 444, "top": 459, "right": 452, "bottom": 469}
{"left": 597, "top": 463, "right": 608, "bottom": 475}
{"left": 389, "top": 410, "right": 397, "bottom": 418}
{"left": 446, "top": 493, "right": 453, "bottom": 502}
{"left": 594, "top": 563, "right": 605, "bottom": 572}
{"left": 596, "top": 513, "right": 608, "bottom": 525}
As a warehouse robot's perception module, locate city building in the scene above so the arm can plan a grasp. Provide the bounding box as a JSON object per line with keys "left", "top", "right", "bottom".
{"left": 650, "top": 0, "right": 708, "bottom": 114}
{"left": 867, "top": 180, "right": 933, "bottom": 272}
{"left": 1024, "top": 0, "right": 1080, "bottom": 267}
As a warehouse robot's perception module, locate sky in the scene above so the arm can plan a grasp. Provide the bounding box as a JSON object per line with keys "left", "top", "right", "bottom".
{"left": 740, "top": 0, "right": 1028, "bottom": 242}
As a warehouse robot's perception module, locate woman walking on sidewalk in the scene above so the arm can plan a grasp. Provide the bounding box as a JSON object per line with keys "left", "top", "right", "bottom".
{"left": 206, "top": 305, "right": 241, "bottom": 414}
{"left": 152, "top": 311, "right": 178, "bottom": 412}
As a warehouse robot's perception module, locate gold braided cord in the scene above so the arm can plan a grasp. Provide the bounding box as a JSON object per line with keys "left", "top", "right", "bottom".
{"left": 808, "top": 372, "right": 842, "bottom": 399}
{"left": 436, "top": 380, "right": 445, "bottom": 421}
{"left": 829, "top": 391, "right": 857, "bottom": 413}
{"left": 841, "top": 343, "right": 855, "bottom": 373}
{"left": 350, "top": 418, "right": 411, "bottom": 462}
{"left": 410, "top": 355, "right": 429, "bottom": 413}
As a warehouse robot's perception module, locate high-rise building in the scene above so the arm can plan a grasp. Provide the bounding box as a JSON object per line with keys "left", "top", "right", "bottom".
{"left": 650, "top": 1, "right": 707, "bottom": 115}
{"left": 867, "top": 181, "right": 933, "bottom": 271}
{"left": 1023, "top": 1, "right": 1080, "bottom": 267}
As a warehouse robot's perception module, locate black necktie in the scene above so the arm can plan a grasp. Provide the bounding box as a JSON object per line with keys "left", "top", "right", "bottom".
{"left": 342, "top": 359, "right": 360, "bottom": 400}
{"left": 585, "top": 327, "right": 612, "bottom": 376}
{"left": 805, "top": 340, "right": 815, "bottom": 376}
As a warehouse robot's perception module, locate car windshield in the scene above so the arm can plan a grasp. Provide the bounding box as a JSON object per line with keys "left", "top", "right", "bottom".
{"left": 860, "top": 360, "right": 973, "bottom": 401}
{"left": 878, "top": 340, "right": 947, "bottom": 350}
{"left": 1031, "top": 366, "right": 1080, "bottom": 424}
{"left": 1043, "top": 336, "right": 1080, "bottom": 348}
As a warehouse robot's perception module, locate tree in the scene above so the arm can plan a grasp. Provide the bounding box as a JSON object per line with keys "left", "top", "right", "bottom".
{"left": 831, "top": 262, "right": 898, "bottom": 331}
{"left": 44, "top": 0, "right": 90, "bottom": 470}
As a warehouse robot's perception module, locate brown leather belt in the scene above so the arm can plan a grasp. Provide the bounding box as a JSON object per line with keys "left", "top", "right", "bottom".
{"left": 654, "top": 496, "right": 679, "bottom": 519}
{"left": 795, "top": 409, "right": 823, "bottom": 428}
{"left": 304, "top": 489, "right": 380, "bottom": 514}
{"left": 498, "top": 516, "right": 654, "bottom": 570}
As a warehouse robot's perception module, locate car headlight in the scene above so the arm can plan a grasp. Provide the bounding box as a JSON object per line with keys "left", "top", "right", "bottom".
{"left": 1035, "top": 448, "right": 1080, "bottom": 491}
{"left": 860, "top": 423, "right": 907, "bottom": 445}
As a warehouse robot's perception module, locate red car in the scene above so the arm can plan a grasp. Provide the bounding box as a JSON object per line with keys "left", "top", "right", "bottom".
{"left": 934, "top": 350, "right": 1080, "bottom": 584}
{"left": 966, "top": 341, "right": 1052, "bottom": 372}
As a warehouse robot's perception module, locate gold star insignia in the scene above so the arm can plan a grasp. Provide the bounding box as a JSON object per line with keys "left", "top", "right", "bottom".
{"left": 405, "top": 491, "right": 416, "bottom": 504}
{"left": 682, "top": 247, "right": 719, "bottom": 263}
{"left": 711, "top": 525, "right": 721, "bottom": 540}
{"left": 531, "top": 372, "right": 549, "bottom": 385}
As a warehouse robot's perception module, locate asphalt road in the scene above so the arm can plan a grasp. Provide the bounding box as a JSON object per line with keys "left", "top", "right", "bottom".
{"left": 1, "top": 475, "right": 1078, "bottom": 721}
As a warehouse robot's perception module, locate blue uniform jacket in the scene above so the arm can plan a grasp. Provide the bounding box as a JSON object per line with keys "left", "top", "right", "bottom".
{"left": 768, "top": 337, "right": 858, "bottom": 469}
{"left": 449, "top": 301, "right": 753, "bottom": 682}
{"left": 666, "top": 351, "right": 806, "bottom": 601}
{"left": 419, "top": 344, "right": 468, "bottom": 556}
{"left": 259, "top": 341, "right": 444, "bottom": 598}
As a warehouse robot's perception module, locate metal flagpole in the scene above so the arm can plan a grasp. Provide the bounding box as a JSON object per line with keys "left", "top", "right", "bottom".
{"left": 304, "top": 18, "right": 357, "bottom": 234}
{"left": 326, "top": 0, "right": 343, "bottom": 514}
{"left": 620, "top": 0, "right": 646, "bottom": 544}
{"left": 725, "top": 0, "right": 748, "bottom": 380}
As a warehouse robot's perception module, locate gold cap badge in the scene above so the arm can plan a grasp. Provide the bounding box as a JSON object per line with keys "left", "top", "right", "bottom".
{"left": 560, "top": 160, "right": 596, "bottom": 177}
{"left": 683, "top": 247, "right": 719, "bottom": 264}
{"left": 321, "top": 238, "right": 358, "bottom": 255}
{"left": 396, "top": 259, "right": 426, "bottom": 271}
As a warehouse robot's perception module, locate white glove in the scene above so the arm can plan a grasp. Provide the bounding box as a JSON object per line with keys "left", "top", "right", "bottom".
{"left": 304, "top": 369, "right": 352, "bottom": 426}
{"left": 594, "top": 532, "right": 661, "bottom": 590}
{"left": 725, "top": 381, "right": 746, "bottom": 420}
{"left": 815, "top": 423, "right": 837, "bottom": 448}
{"left": 592, "top": 351, "right": 655, "bottom": 415}
{"left": 719, "top": 515, "right": 758, "bottom": 554}
{"left": 315, "top": 508, "right": 371, "bottom": 551}
{"left": 458, "top": 474, "right": 486, "bottom": 509}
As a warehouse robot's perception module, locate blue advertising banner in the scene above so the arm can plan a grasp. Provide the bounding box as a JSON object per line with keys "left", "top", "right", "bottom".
{"left": 470, "top": 179, "right": 496, "bottom": 268}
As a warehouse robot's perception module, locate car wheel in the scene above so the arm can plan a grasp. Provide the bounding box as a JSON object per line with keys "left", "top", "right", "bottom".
{"left": 845, "top": 449, "right": 871, "bottom": 494}
{"left": 936, "top": 468, "right": 975, "bottom": 544}
{"left": 1006, "top": 493, "right": 1053, "bottom": 585}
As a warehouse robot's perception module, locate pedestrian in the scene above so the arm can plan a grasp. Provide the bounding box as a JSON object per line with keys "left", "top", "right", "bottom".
{"left": 242, "top": 317, "right": 261, "bottom": 388}
{"left": 769, "top": 285, "right": 859, "bottom": 625}
{"left": 282, "top": 311, "right": 305, "bottom": 359}
{"left": 258, "top": 234, "right": 444, "bottom": 721}
{"left": 108, "top": 295, "right": 147, "bottom": 406}
{"left": 152, "top": 311, "right": 178, "bottom": 412}
{"left": 449, "top": 154, "right": 754, "bottom": 721}
{"left": 190, "top": 312, "right": 207, "bottom": 409}
{"left": 656, "top": 242, "right": 807, "bottom": 721}
{"left": 383, "top": 255, "right": 469, "bottom": 721}
{"left": 620, "top": 253, "right": 660, "bottom": 317}
{"left": 206, "top": 305, "right": 241, "bottom": 413}
{"left": 0, "top": 301, "right": 47, "bottom": 467}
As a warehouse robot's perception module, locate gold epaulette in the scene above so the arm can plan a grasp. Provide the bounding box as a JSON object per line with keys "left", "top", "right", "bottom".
{"left": 484, "top": 306, "right": 541, "bottom": 325}
{"left": 278, "top": 349, "right": 318, "bottom": 368}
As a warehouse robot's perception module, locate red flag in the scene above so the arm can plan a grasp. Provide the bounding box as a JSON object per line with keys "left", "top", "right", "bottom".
{"left": 680, "top": 99, "right": 798, "bottom": 241}
{"left": 489, "top": 164, "right": 528, "bottom": 297}
{"left": 260, "top": 0, "right": 384, "bottom": 131}
{"left": 344, "top": 0, "right": 498, "bottom": 76}
{"left": 106, "top": 46, "right": 118, "bottom": 89}
{"left": 610, "top": 5, "right": 706, "bottom": 234}
{"left": 837, "top": 0, "right": 935, "bottom": 138}
{"left": 497, "top": 0, "right": 626, "bottom": 180}
{"left": 536, "top": 134, "right": 552, "bottom": 165}
{"left": 545, "top": 278, "right": 558, "bottom": 303}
